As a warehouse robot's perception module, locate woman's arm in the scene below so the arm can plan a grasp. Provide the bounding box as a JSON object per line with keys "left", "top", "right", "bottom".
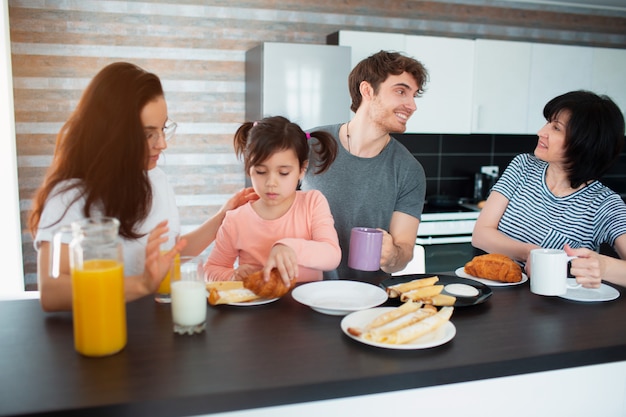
{"left": 202, "top": 214, "right": 240, "bottom": 282}
{"left": 472, "top": 191, "right": 539, "bottom": 263}
{"left": 37, "top": 220, "right": 185, "bottom": 312}
{"left": 566, "top": 235, "right": 626, "bottom": 288}
{"left": 37, "top": 241, "right": 73, "bottom": 312}
{"left": 181, "top": 187, "right": 258, "bottom": 257}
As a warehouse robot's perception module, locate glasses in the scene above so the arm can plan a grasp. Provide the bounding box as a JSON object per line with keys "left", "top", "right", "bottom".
{"left": 145, "top": 119, "right": 177, "bottom": 143}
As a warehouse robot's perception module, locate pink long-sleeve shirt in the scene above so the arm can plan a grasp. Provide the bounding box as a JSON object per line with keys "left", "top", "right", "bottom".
{"left": 204, "top": 190, "right": 341, "bottom": 282}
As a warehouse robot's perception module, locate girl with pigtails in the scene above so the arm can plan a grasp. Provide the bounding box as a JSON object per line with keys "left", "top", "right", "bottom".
{"left": 203, "top": 116, "right": 341, "bottom": 287}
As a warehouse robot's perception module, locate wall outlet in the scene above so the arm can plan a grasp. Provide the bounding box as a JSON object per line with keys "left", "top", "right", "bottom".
{"left": 481, "top": 165, "right": 499, "bottom": 177}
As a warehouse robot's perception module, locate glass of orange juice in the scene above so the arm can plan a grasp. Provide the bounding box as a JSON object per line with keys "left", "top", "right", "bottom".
{"left": 72, "top": 259, "right": 126, "bottom": 356}
{"left": 155, "top": 232, "right": 179, "bottom": 303}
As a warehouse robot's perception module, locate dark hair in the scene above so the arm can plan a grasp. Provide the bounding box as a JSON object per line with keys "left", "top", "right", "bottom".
{"left": 543, "top": 90, "right": 625, "bottom": 188}
{"left": 348, "top": 50, "right": 428, "bottom": 113}
{"left": 233, "top": 116, "right": 337, "bottom": 175}
{"left": 29, "top": 62, "right": 164, "bottom": 239}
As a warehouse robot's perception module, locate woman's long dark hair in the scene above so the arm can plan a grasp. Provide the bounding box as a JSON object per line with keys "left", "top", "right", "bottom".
{"left": 29, "top": 62, "right": 164, "bottom": 239}
{"left": 233, "top": 116, "right": 337, "bottom": 175}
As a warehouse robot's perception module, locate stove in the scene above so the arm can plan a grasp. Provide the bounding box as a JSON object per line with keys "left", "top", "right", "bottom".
{"left": 416, "top": 203, "right": 481, "bottom": 272}
{"left": 418, "top": 203, "right": 480, "bottom": 240}
{"left": 422, "top": 203, "right": 478, "bottom": 214}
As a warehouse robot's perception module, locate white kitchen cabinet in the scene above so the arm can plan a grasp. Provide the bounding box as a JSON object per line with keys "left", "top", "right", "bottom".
{"left": 472, "top": 39, "right": 532, "bottom": 134}
{"left": 335, "top": 30, "right": 406, "bottom": 68}
{"left": 334, "top": 31, "right": 626, "bottom": 135}
{"left": 591, "top": 47, "right": 626, "bottom": 120}
{"left": 336, "top": 31, "right": 474, "bottom": 134}
{"left": 245, "top": 42, "right": 351, "bottom": 130}
{"left": 404, "top": 35, "right": 474, "bottom": 133}
{"left": 526, "top": 43, "right": 593, "bottom": 133}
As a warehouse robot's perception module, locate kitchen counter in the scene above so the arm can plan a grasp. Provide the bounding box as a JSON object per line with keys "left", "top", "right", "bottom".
{"left": 1, "top": 275, "right": 625, "bottom": 416}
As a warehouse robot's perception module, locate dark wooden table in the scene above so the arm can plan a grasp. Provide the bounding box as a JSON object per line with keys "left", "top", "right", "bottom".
{"left": 1, "top": 274, "right": 625, "bottom": 416}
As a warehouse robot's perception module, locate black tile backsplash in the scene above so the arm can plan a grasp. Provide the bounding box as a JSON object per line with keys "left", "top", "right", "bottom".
{"left": 396, "top": 133, "right": 626, "bottom": 201}
{"left": 400, "top": 134, "right": 440, "bottom": 153}
{"left": 493, "top": 134, "right": 538, "bottom": 153}
{"left": 441, "top": 134, "right": 492, "bottom": 153}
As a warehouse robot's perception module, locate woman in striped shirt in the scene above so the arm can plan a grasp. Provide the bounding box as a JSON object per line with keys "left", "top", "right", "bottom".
{"left": 472, "top": 90, "right": 626, "bottom": 288}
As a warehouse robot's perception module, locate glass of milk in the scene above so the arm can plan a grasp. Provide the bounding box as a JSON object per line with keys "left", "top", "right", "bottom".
{"left": 171, "top": 256, "right": 207, "bottom": 335}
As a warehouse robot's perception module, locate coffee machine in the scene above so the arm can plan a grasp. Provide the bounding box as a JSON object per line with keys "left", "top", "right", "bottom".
{"left": 474, "top": 165, "right": 499, "bottom": 203}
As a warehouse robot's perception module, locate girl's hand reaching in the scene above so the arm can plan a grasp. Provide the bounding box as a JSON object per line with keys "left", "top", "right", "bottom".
{"left": 233, "top": 264, "right": 258, "bottom": 281}
{"left": 264, "top": 244, "right": 298, "bottom": 287}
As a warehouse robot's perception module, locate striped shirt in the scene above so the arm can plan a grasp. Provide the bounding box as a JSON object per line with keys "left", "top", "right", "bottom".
{"left": 492, "top": 153, "right": 626, "bottom": 251}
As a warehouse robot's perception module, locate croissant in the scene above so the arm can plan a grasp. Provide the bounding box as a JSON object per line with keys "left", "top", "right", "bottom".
{"left": 243, "top": 268, "right": 295, "bottom": 298}
{"left": 464, "top": 253, "right": 522, "bottom": 283}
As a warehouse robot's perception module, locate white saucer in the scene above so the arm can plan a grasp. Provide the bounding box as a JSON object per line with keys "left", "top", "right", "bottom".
{"left": 455, "top": 267, "right": 528, "bottom": 287}
{"left": 558, "top": 279, "right": 620, "bottom": 302}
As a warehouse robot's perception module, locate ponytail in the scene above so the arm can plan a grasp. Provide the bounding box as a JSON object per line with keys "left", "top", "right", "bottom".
{"left": 307, "top": 130, "right": 338, "bottom": 174}
{"left": 233, "top": 121, "right": 254, "bottom": 161}
{"left": 235, "top": 116, "right": 338, "bottom": 175}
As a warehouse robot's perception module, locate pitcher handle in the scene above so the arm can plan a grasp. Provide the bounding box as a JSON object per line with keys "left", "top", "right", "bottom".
{"left": 50, "top": 226, "right": 72, "bottom": 279}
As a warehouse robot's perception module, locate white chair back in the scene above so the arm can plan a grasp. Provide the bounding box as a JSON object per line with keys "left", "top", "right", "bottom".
{"left": 391, "top": 245, "right": 425, "bottom": 276}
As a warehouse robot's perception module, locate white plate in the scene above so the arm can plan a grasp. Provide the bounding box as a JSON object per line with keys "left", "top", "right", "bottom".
{"left": 341, "top": 307, "right": 456, "bottom": 350}
{"left": 455, "top": 267, "right": 528, "bottom": 287}
{"left": 558, "top": 279, "right": 620, "bottom": 302}
{"left": 291, "top": 281, "right": 388, "bottom": 316}
{"left": 228, "top": 297, "right": 279, "bottom": 306}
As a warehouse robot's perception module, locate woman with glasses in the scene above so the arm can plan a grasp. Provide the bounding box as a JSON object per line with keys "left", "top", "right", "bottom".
{"left": 29, "top": 62, "right": 256, "bottom": 311}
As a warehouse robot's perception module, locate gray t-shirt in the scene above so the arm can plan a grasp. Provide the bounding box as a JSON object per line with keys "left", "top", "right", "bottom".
{"left": 301, "top": 124, "right": 426, "bottom": 280}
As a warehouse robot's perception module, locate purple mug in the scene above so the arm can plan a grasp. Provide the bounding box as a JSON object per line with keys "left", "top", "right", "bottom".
{"left": 348, "top": 227, "right": 383, "bottom": 271}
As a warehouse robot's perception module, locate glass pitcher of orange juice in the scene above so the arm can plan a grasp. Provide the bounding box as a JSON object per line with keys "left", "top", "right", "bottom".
{"left": 51, "top": 217, "right": 127, "bottom": 357}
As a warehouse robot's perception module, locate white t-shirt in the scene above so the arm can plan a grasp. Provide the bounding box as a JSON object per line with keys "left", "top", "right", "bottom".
{"left": 34, "top": 167, "right": 180, "bottom": 276}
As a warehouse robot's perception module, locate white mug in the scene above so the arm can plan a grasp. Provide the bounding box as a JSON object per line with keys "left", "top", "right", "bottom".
{"left": 530, "top": 249, "right": 581, "bottom": 296}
